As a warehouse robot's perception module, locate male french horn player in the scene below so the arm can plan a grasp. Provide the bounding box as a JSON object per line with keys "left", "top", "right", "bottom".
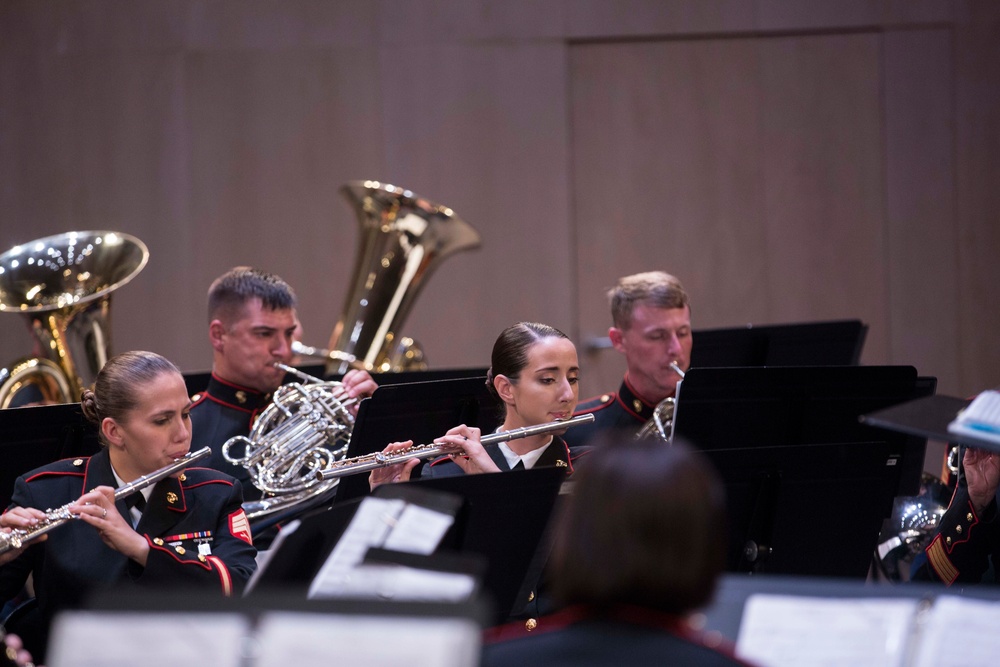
{"left": 563, "top": 271, "right": 692, "bottom": 448}
{"left": 190, "top": 267, "right": 378, "bottom": 502}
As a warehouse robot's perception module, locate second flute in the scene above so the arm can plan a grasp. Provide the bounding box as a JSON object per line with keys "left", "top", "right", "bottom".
{"left": 315, "top": 413, "right": 595, "bottom": 481}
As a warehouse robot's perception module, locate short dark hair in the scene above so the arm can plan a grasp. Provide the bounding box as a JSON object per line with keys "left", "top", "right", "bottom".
{"left": 552, "top": 437, "right": 726, "bottom": 614}
{"left": 80, "top": 351, "right": 180, "bottom": 446}
{"left": 207, "top": 266, "right": 297, "bottom": 324}
{"left": 608, "top": 271, "right": 689, "bottom": 329}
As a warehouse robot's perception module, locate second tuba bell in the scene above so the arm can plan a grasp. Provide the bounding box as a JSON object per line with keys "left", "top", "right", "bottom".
{"left": 0, "top": 231, "right": 149, "bottom": 408}
{"left": 311, "top": 180, "right": 482, "bottom": 375}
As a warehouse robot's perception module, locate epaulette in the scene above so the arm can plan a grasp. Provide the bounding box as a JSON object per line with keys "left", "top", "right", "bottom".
{"left": 574, "top": 392, "right": 616, "bottom": 414}
{"left": 24, "top": 456, "right": 90, "bottom": 482}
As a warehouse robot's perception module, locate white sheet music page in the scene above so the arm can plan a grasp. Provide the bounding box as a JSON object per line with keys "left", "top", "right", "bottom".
{"left": 912, "top": 595, "right": 1000, "bottom": 667}
{"left": 308, "top": 496, "right": 404, "bottom": 598}
{"left": 47, "top": 612, "right": 248, "bottom": 667}
{"left": 308, "top": 496, "right": 457, "bottom": 600}
{"left": 256, "top": 611, "right": 480, "bottom": 666}
{"left": 736, "top": 594, "right": 918, "bottom": 667}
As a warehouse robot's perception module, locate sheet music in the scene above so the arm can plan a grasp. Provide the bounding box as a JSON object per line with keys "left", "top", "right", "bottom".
{"left": 48, "top": 612, "right": 249, "bottom": 667}
{"left": 736, "top": 594, "right": 919, "bottom": 667}
{"left": 317, "top": 563, "right": 477, "bottom": 602}
{"left": 308, "top": 496, "right": 456, "bottom": 600}
{"left": 255, "top": 611, "right": 480, "bottom": 667}
{"left": 912, "top": 595, "right": 1000, "bottom": 667}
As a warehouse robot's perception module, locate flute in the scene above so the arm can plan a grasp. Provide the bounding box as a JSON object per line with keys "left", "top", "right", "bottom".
{"left": 315, "top": 413, "right": 595, "bottom": 482}
{"left": 0, "top": 447, "right": 211, "bottom": 556}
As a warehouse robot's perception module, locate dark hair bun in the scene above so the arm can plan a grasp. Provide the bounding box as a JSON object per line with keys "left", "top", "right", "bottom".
{"left": 80, "top": 389, "right": 100, "bottom": 424}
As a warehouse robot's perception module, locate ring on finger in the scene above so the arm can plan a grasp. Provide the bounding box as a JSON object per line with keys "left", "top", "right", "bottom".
{"left": 102, "top": 508, "right": 107, "bottom": 519}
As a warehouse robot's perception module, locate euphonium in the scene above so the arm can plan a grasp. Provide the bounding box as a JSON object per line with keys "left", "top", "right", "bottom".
{"left": 0, "top": 231, "right": 149, "bottom": 408}
{"left": 635, "top": 362, "right": 686, "bottom": 442}
{"left": 315, "top": 414, "right": 596, "bottom": 481}
{"left": 0, "top": 447, "right": 210, "bottom": 555}
{"left": 294, "top": 181, "right": 481, "bottom": 375}
{"left": 221, "top": 363, "right": 357, "bottom": 521}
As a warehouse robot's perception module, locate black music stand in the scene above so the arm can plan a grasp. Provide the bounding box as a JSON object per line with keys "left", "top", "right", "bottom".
{"left": 334, "top": 375, "right": 495, "bottom": 504}
{"left": 689, "top": 319, "right": 867, "bottom": 368}
{"left": 0, "top": 403, "right": 101, "bottom": 510}
{"left": 405, "top": 466, "right": 568, "bottom": 622}
{"left": 671, "top": 365, "right": 934, "bottom": 578}
{"left": 182, "top": 365, "right": 489, "bottom": 399}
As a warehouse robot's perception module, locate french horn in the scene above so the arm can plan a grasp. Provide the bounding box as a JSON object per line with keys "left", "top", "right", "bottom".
{"left": 635, "top": 362, "right": 686, "bottom": 442}
{"left": 230, "top": 181, "right": 481, "bottom": 521}
{"left": 0, "top": 231, "right": 149, "bottom": 408}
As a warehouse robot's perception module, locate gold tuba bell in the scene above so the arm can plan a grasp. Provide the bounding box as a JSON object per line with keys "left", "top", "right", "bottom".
{"left": 293, "top": 181, "right": 481, "bottom": 374}
{"left": 234, "top": 181, "right": 480, "bottom": 521}
{"left": 0, "top": 231, "right": 149, "bottom": 408}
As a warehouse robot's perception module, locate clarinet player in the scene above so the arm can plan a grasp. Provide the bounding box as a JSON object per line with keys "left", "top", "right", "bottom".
{"left": 0, "top": 351, "right": 258, "bottom": 662}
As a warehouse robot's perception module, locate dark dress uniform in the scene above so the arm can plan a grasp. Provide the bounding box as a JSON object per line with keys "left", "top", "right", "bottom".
{"left": 0, "top": 448, "right": 258, "bottom": 656}
{"left": 189, "top": 374, "right": 271, "bottom": 501}
{"left": 482, "top": 605, "right": 756, "bottom": 667}
{"left": 563, "top": 375, "right": 662, "bottom": 448}
{"left": 421, "top": 436, "right": 586, "bottom": 630}
{"left": 915, "top": 482, "right": 1000, "bottom": 584}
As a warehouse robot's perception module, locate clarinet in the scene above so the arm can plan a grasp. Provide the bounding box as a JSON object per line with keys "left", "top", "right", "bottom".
{"left": 0, "top": 447, "right": 211, "bottom": 556}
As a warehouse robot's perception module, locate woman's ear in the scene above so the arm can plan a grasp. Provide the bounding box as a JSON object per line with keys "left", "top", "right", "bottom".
{"left": 494, "top": 374, "right": 516, "bottom": 405}
{"left": 102, "top": 417, "right": 125, "bottom": 450}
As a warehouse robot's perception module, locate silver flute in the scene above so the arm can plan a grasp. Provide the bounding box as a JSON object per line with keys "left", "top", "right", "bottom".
{"left": 0, "top": 447, "right": 211, "bottom": 556}
{"left": 315, "top": 413, "right": 595, "bottom": 482}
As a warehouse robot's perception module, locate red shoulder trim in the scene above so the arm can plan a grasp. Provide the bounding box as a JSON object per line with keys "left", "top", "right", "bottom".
{"left": 24, "top": 469, "right": 86, "bottom": 483}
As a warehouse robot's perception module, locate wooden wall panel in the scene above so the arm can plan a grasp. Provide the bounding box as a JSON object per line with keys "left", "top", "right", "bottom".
{"left": 883, "top": 30, "right": 960, "bottom": 394}
{"left": 181, "top": 48, "right": 385, "bottom": 370}
{"left": 569, "top": 37, "right": 769, "bottom": 397}
{"left": 757, "top": 34, "right": 888, "bottom": 361}
{"left": 955, "top": 2, "right": 1000, "bottom": 396}
{"left": 376, "top": 43, "right": 573, "bottom": 369}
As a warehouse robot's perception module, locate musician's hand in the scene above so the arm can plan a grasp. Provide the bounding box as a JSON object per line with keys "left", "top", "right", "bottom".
{"left": 436, "top": 425, "right": 501, "bottom": 475}
{"left": 0, "top": 507, "right": 49, "bottom": 564}
{"left": 1, "top": 631, "right": 37, "bottom": 666}
{"left": 964, "top": 447, "right": 1000, "bottom": 513}
{"left": 369, "top": 441, "right": 420, "bottom": 490}
{"left": 342, "top": 369, "right": 378, "bottom": 417}
{"left": 70, "top": 486, "right": 150, "bottom": 567}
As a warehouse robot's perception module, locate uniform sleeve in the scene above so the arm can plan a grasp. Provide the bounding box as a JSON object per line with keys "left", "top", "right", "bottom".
{"left": 915, "top": 484, "right": 1000, "bottom": 584}
{"left": 129, "top": 482, "right": 257, "bottom": 596}
{"left": 0, "top": 477, "right": 44, "bottom": 603}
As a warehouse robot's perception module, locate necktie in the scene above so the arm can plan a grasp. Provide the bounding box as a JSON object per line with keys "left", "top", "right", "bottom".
{"left": 125, "top": 493, "right": 146, "bottom": 526}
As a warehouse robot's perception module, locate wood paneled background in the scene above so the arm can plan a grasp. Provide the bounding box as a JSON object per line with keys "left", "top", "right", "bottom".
{"left": 2, "top": 1, "right": 998, "bottom": 472}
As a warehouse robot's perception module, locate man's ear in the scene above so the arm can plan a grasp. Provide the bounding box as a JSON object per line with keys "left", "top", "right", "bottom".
{"left": 493, "top": 374, "right": 516, "bottom": 405}
{"left": 609, "top": 326, "right": 626, "bottom": 355}
{"left": 209, "top": 320, "right": 227, "bottom": 353}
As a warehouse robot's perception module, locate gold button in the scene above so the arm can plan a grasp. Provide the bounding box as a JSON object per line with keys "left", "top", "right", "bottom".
{"left": 73, "top": 458, "right": 84, "bottom": 466}
{"left": 198, "top": 554, "right": 207, "bottom": 562}
{"left": 956, "top": 525, "right": 963, "bottom": 534}
{"left": 528, "top": 591, "right": 535, "bottom": 602}
{"left": 179, "top": 473, "right": 187, "bottom": 482}
{"left": 235, "top": 390, "right": 247, "bottom": 405}
{"left": 525, "top": 618, "right": 537, "bottom": 631}
{"left": 191, "top": 393, "right": 202, "bottom": 402}
{"left": 600, "top": 394, "right": 611, "bottom": 403}
{"left": 153, "top": 538, "right": 164, "bottom": 546}
{"left": 968, "top": 513, "right": 974, "bottom": 521}
{"left": 947, "top": 536, "right": 952, "bottom": 544}
{"left": 175, "top": 546, "right": 186, "bottom": 555}
{"left": 167, "top": 492, "right": 178, "bottom": 504}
